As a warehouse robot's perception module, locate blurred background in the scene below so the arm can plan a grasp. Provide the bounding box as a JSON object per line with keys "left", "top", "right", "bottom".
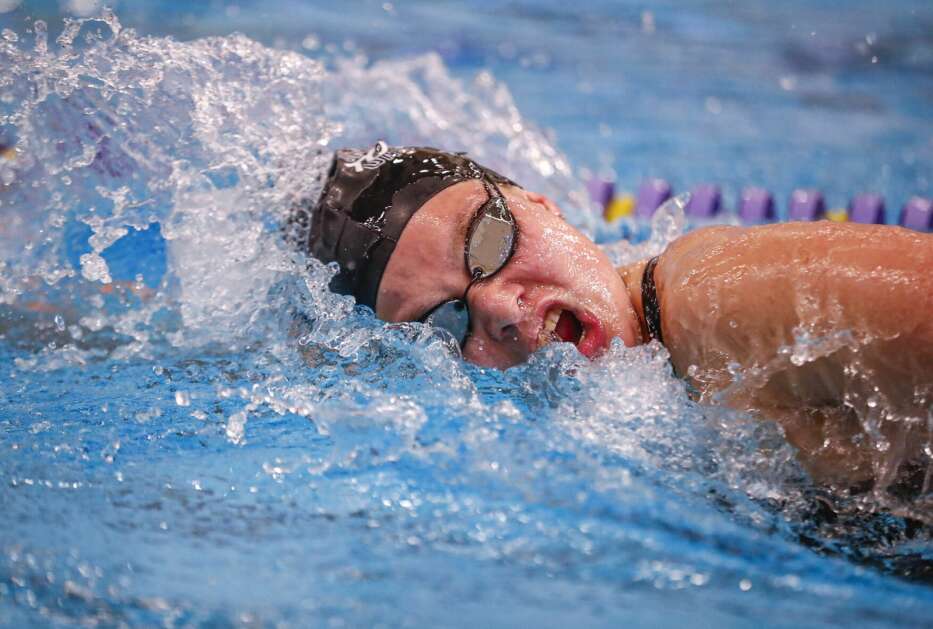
{"left": 3, "top": 0, "right": 931, "bottom": 217}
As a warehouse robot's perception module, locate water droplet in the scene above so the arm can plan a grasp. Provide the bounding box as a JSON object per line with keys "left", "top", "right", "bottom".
{"left": 79, "top": 252, "right": 112, "bottom": 284}
{"left": 226, "top": 410, "right": 247, "bottom": 444}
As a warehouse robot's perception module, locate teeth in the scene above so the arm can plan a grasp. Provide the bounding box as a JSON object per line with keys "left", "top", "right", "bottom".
{"left": 538, "top": 307, "right": 589, "bottom": 350}
{"left": 538, "top": 308, "right": 563, "bottom": 348}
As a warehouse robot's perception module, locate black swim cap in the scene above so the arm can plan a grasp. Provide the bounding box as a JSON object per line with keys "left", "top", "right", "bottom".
{"left": 289, "top": 141, "right": 516, "bottom": 309}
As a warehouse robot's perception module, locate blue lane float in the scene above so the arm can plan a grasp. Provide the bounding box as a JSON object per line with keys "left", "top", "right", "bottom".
{"left": 587, "top": 176, "right": 931, "bottom": 233}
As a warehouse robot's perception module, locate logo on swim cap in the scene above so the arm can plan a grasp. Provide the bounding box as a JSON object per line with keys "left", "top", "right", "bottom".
{"left": 345, "top": 140, "right": 395, "bottom": 173}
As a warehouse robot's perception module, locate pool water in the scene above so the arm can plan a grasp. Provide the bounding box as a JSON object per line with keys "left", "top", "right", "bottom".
{"left": 1, "top": 1, "right": 932, "bottom": 627}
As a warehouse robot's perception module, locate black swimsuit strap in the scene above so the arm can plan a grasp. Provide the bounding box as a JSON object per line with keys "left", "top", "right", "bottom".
{"left": 641, "top": 256, "right": 664, "bottom": 344}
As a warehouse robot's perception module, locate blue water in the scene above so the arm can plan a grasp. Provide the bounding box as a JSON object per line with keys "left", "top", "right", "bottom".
{"left": 1, "top": 1, "right": 932, "bottom": 627}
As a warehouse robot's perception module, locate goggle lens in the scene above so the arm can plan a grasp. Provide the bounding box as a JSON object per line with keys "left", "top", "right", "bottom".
{"left": 466, "top": 195, "right": 516, "bottom": 279}
{"left": 421, "top": 299, "right": 470, "bottom": 345}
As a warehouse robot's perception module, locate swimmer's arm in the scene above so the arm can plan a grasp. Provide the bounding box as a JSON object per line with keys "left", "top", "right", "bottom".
{"left": 655, "top": 221, "right": 933, "bottom": 405}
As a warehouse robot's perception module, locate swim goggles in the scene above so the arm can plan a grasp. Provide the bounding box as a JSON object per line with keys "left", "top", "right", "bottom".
{"left": 418, "top": 178, "right": 517, "bottom": 348}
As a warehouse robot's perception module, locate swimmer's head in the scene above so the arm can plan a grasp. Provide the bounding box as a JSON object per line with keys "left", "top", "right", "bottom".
{"left": 291, "top": 141, "right": 641, "bottom": 368}
{"left": 290, "top": 141, "right": 515, "bottom": 310}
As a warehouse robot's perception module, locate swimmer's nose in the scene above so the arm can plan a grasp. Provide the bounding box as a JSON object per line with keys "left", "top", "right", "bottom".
{"left": 467, "top": 280, "right": 526, "bottom": 345}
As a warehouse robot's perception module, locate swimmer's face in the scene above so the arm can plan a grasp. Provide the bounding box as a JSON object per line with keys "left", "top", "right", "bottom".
{"left": 376, "top": 180, "right": 641, "bottom": 368}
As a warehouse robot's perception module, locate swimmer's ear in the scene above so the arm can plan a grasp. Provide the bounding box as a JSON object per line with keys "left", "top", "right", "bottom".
{"left": 522, "top": 190, "right": 563, "bottom": 219}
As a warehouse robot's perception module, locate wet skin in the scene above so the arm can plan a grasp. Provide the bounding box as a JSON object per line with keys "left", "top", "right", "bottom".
{"left": 376, "top": 183, "right": 933, "bottom": 503}
{"left": 376, "top": 180, "right": 642, "bottom": 368}
{"left": 650, "top": 221, "right": 933, "bottom": 493}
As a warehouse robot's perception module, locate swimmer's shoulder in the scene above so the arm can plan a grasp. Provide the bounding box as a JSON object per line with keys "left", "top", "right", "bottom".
{"left": 654, "top": 224, "right": 741, "bottom": 294}
{"left": 656, "top": 221, "right": 933, "bottom": 358}
{"left": 658, "top": 221, "right": 933, "bottom": 284}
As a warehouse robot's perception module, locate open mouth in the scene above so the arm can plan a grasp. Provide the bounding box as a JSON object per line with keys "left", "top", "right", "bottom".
{"left": 541, "top": 307, "right": 584, "bottom": 347}
{"left": 539, "top": 305, "right": 607, "bottom": 359}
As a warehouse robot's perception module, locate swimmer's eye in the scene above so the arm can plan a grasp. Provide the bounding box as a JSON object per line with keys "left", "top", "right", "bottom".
{"left": 465, "top": 182, "right": 517, "bottom": 280}
{"left": 418, "top": 177, "right": 516, "bottom": 350}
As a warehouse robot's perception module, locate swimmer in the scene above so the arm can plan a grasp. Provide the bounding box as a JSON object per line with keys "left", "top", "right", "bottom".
{"left": 289, "top": 142, "right": 933, "bottom": 507}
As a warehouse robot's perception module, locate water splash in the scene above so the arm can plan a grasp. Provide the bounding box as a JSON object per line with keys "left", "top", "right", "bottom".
{"left": 601, "top": 192, "right": 688, "bottom": 266}
{"left": 0, "top": 10, "right": 930, "bottom": 628}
